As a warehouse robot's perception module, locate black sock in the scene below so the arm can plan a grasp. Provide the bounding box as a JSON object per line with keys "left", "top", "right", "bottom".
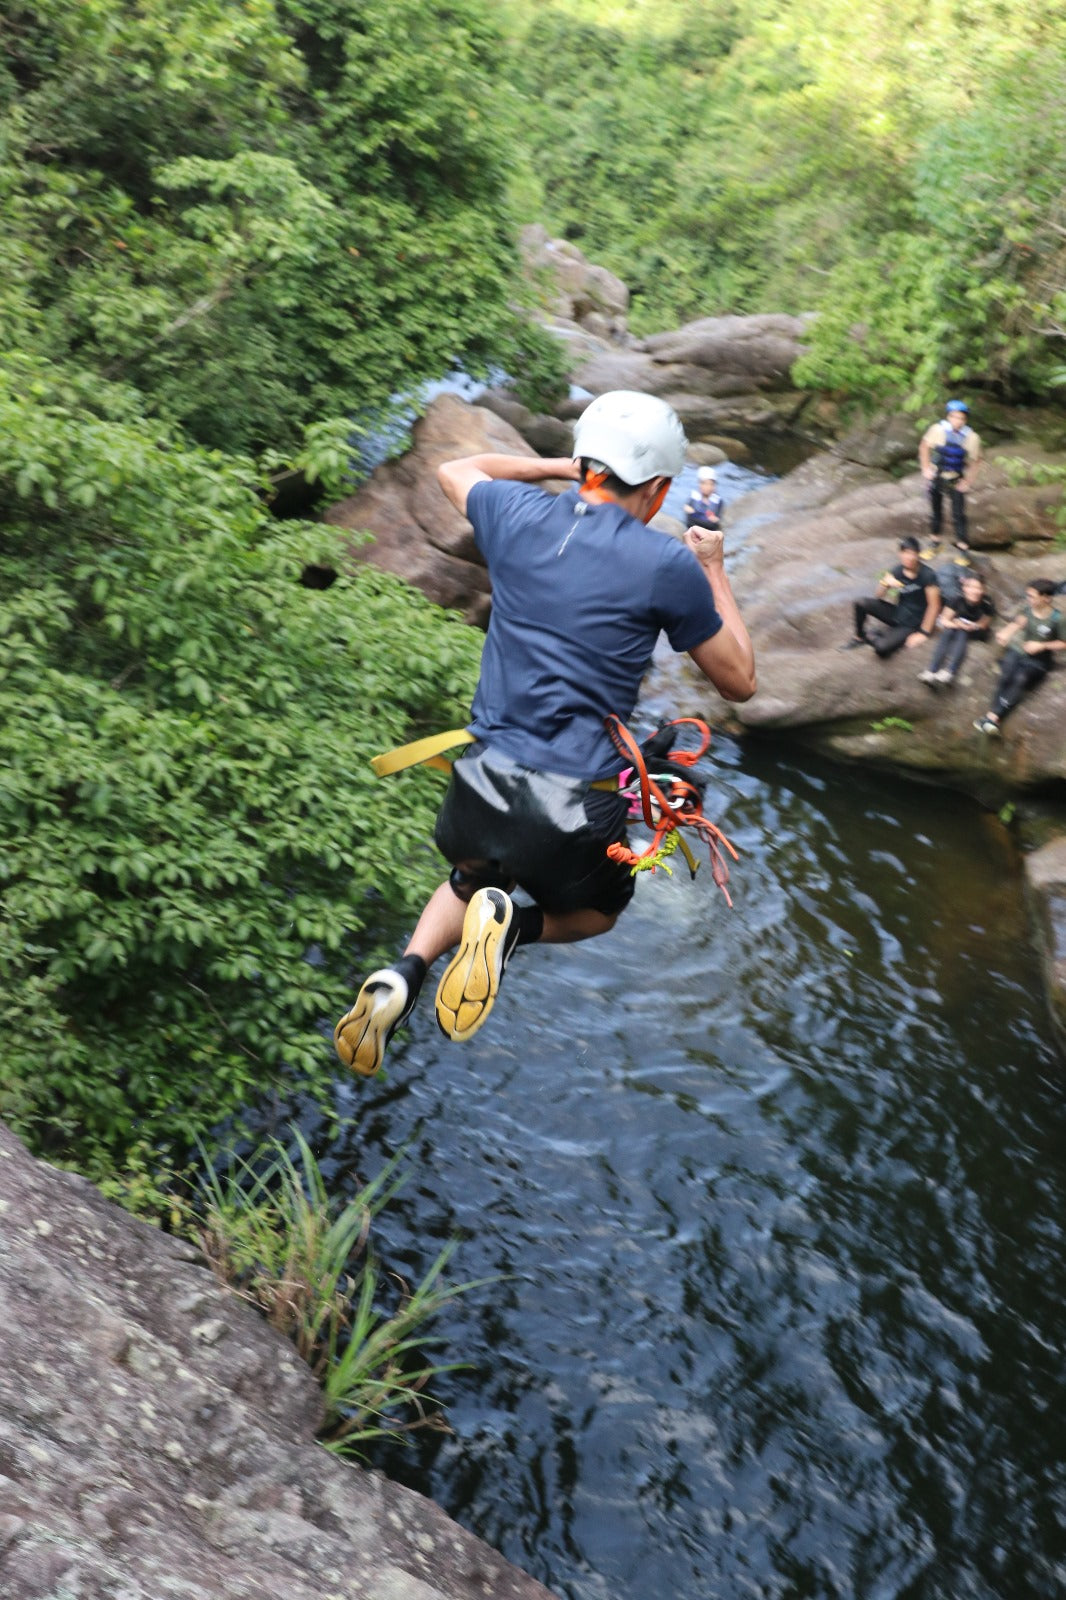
{"left": 394, "top": 952, "right": 427, "bottom": 1001}
{"left": 513, "top": 904, "right": 544, "bottom": 947}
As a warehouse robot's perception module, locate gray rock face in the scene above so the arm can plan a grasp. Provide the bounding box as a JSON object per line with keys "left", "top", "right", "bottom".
{"left": 510, "top": 231, "right": 815, "bottom": 452}
{"left": 0, "top": 1124, "right": 559, "bottom": 1600}
{"left": 1024, "top": 839, "right": 1066, "bottom": 1055}
{"left": 519, "top": 225, "right": 631, "bottom": 344}
{"left": 568, "top": 314, "right": 814, "bottom": 439}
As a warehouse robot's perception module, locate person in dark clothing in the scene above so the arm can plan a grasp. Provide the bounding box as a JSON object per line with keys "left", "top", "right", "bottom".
{"left": 839, "top": 536, "right": 941, "bottom": 658}
{"left": 684, "top": 466, "right": 724, "bottom": 531}
{"left": 974, "top": 579, "right": 1066, "bottom": 735}
{"left": 333, "top": 391, "right": 756, "bottom": 1076}
{"left": 918, "top": 572, "right": 995, "bottom": 685}
{"left": 919, "top": 400, "right": 981, "bottom": 552}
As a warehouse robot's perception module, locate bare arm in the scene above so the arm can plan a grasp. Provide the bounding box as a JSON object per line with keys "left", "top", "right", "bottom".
{"left": 437, "top": 453, "right": 580, "bottom": 518}
{"left": 995, "top": 615, "right": 1026, "bottom": 648}
{"left": 683, "top": 528, "right": 756, "bottom": 703}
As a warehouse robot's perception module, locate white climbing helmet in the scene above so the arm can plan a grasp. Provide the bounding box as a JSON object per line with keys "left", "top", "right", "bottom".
{"left": 572, "top": 390, "right": 687, "bottom": 486}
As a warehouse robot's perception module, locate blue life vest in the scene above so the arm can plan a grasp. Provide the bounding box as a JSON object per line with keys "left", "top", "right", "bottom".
{"left": 935, "top": 425, "right": 971, "bottom": 478}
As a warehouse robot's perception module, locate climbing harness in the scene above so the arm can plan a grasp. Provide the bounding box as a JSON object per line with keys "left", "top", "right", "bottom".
{"left": 604, "top": 715, "right": 739, "bottom": 907}
{"left": 369, "top": 713, "right": 739, "bottom": 907}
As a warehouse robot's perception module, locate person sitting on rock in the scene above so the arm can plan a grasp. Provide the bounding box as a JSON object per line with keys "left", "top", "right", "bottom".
{"left": 333, "top": 391, "right": 756, "bottom": 1077}
{"left": 973, "top": 578, "right": 1065, "bottom": 736}
{"left": 919, "top": 399, "right": 981, "bottom": 553}
{"left": 684, "top": 466, "right": 724, "bottom": 531}
{"left": 838, "top": 536, "right": 941, "bottom": 658}
{"left": 918, "top": 571, "right": 995, "bottom": 686}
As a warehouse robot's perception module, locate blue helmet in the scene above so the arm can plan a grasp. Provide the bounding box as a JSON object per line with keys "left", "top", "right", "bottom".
{"left": 945, "top": 399, "right": 969, "bottom": 414}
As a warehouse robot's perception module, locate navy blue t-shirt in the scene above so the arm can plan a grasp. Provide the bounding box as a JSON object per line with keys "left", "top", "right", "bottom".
{"left": 465, "top": 481, "right": 723, "bottom": 779}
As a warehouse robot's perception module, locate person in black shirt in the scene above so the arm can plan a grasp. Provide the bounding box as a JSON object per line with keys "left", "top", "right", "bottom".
{"left": 839, "top": 536, "right": 941, "bottom": 658}
{"left": 919, "top": 571, "right": 995, "bottom": 685}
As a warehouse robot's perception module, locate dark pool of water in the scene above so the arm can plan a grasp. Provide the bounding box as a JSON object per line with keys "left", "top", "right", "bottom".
{"left": 315, "top": 730, "right": 1065, "bottom": 1600}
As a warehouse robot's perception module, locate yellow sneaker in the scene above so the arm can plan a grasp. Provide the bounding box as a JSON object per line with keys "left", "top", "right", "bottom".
{"left": 435, "top": 888, "right": 518, "bottom": 1042}
{"left": 334, "top": 968, "right": 416, "bottom": 1076}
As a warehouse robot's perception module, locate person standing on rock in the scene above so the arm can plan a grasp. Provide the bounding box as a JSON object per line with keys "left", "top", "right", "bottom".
{"left": 684, "top": 466, "right": 724, "bottom": 531}
{"left": 839, "top": 536, "right": 941, "bottom": 658}
{"left": 973, "top": 578, "right": 1066, "bottom": 736}
{"left": 334, "top": 391, "right": 756, "bottom": 1076}
{"left": 919, "top": 400, "right": 981, "bottom": 553}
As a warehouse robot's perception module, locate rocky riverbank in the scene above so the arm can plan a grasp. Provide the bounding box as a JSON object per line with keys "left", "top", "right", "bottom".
{"left": 0, "top": 1122, "right": 559, "bottom": 1600}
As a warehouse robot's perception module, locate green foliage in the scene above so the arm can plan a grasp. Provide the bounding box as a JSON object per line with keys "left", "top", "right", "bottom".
{"left": 501, "top": 0, "right": 1066, "bottom": 405}
{"left": 0, "top": 0, "right": 536, "bottom": 454}
{"left": 196, "top": 1129, "right": 479, "bottom": 1450}
{"left": 870, "top": 716, "right": 914, "bottom": 733}
{"left": 0, "top": 365, "right": 481, "bottom": 1181}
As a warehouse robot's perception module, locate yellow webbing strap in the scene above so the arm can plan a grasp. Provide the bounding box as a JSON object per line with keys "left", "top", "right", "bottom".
{"left": 674, "top": 830, "right": 700, "bottom": 876}
{"left": 370, "top": 728, "right": 475, "bottom": 778}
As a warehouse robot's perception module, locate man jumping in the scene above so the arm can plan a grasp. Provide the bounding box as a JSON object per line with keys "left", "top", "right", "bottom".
{"left": 334, "top": 391, "right": 756, "bottom": 1075}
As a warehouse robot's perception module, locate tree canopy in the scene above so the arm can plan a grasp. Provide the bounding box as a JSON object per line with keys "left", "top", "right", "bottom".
{"left": 502, "top": 0, "right": 1066, "bottom": 406}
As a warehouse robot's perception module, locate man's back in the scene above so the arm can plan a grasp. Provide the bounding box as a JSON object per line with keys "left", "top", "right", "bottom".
{"left": 466, "top": 480, "right": 721, "bottom": 779}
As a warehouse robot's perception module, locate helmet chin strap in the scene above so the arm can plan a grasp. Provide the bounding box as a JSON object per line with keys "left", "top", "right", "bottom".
{"left": 579, "top": 467, "right": 614, "bottom": 503}
{"left": 581, "top": 468, "right": 669, "bottom": 524}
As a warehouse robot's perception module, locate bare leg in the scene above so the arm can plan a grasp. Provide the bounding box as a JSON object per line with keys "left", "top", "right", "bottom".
{"left": 406, "top": 883, "right": 619, "bottom": 960}
{"left": 541, "top": 907, "right": 618, "bottom": 943}
{"left": 404, "top": 882, "right": 470, "bottom": 965}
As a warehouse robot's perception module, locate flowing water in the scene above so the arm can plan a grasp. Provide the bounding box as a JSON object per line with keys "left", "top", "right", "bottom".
{"left": 314, "top": 459, "right": 1066, "bottom": 1600}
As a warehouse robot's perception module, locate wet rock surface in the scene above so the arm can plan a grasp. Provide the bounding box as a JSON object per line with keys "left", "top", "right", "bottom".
{"left": 0, "top": 1124, "right": 559, "bottom": 1600}
{"left": 1023, "top": 837, "right": 1066, "bottom": 1055}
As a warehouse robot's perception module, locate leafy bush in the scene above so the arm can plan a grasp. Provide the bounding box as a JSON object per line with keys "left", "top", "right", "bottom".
{"left": 1, "top": 0, "right": 537, "bottom": 455}
{"left": 0, "top": 365, "right": 481, "bottom": 1182}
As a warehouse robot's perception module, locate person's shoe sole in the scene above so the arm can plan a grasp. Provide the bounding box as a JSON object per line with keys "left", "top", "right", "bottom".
{"left": 436, "top": 887, "right": 515, "bottom": 1042}
{"left": 334, "top": 970, "right": 412, "bottom": 1076}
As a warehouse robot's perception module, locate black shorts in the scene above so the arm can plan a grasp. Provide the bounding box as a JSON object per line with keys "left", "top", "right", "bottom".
{"left": 434, "top": 743, "right": 636, "bottom": 918}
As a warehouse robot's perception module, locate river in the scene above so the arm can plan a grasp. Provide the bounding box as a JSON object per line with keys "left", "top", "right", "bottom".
{"left": 317, "top": 458, "right": 1065, "bottom": 1600}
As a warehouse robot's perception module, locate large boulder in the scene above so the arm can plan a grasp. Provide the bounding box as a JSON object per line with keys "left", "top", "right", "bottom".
{"left": 568, "top": 313, "right": 814, "bottom": 443}
{"left": 324, "top": 397, "right": 550, "bottom": 626}
{"left": 639, "top": 313, "right": 812, "bottom": 382}
{"left": 0, "top": 1122, "right": 559, "bottom": 1600}
{"left": 727, "top": 448, "right": 1066, "bottom": 793}
{"left": 519, "top": 225, "right": 631, "bottom": 345}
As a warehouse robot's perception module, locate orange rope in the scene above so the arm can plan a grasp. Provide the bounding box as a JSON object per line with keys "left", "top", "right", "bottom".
{"left": 604, "top": 714, "right": 739, "bottom": 907}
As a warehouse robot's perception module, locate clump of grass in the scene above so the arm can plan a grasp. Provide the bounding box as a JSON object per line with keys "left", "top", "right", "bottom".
{"left": 195, "top": 1128, "right": 477, "bottom": 1452}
